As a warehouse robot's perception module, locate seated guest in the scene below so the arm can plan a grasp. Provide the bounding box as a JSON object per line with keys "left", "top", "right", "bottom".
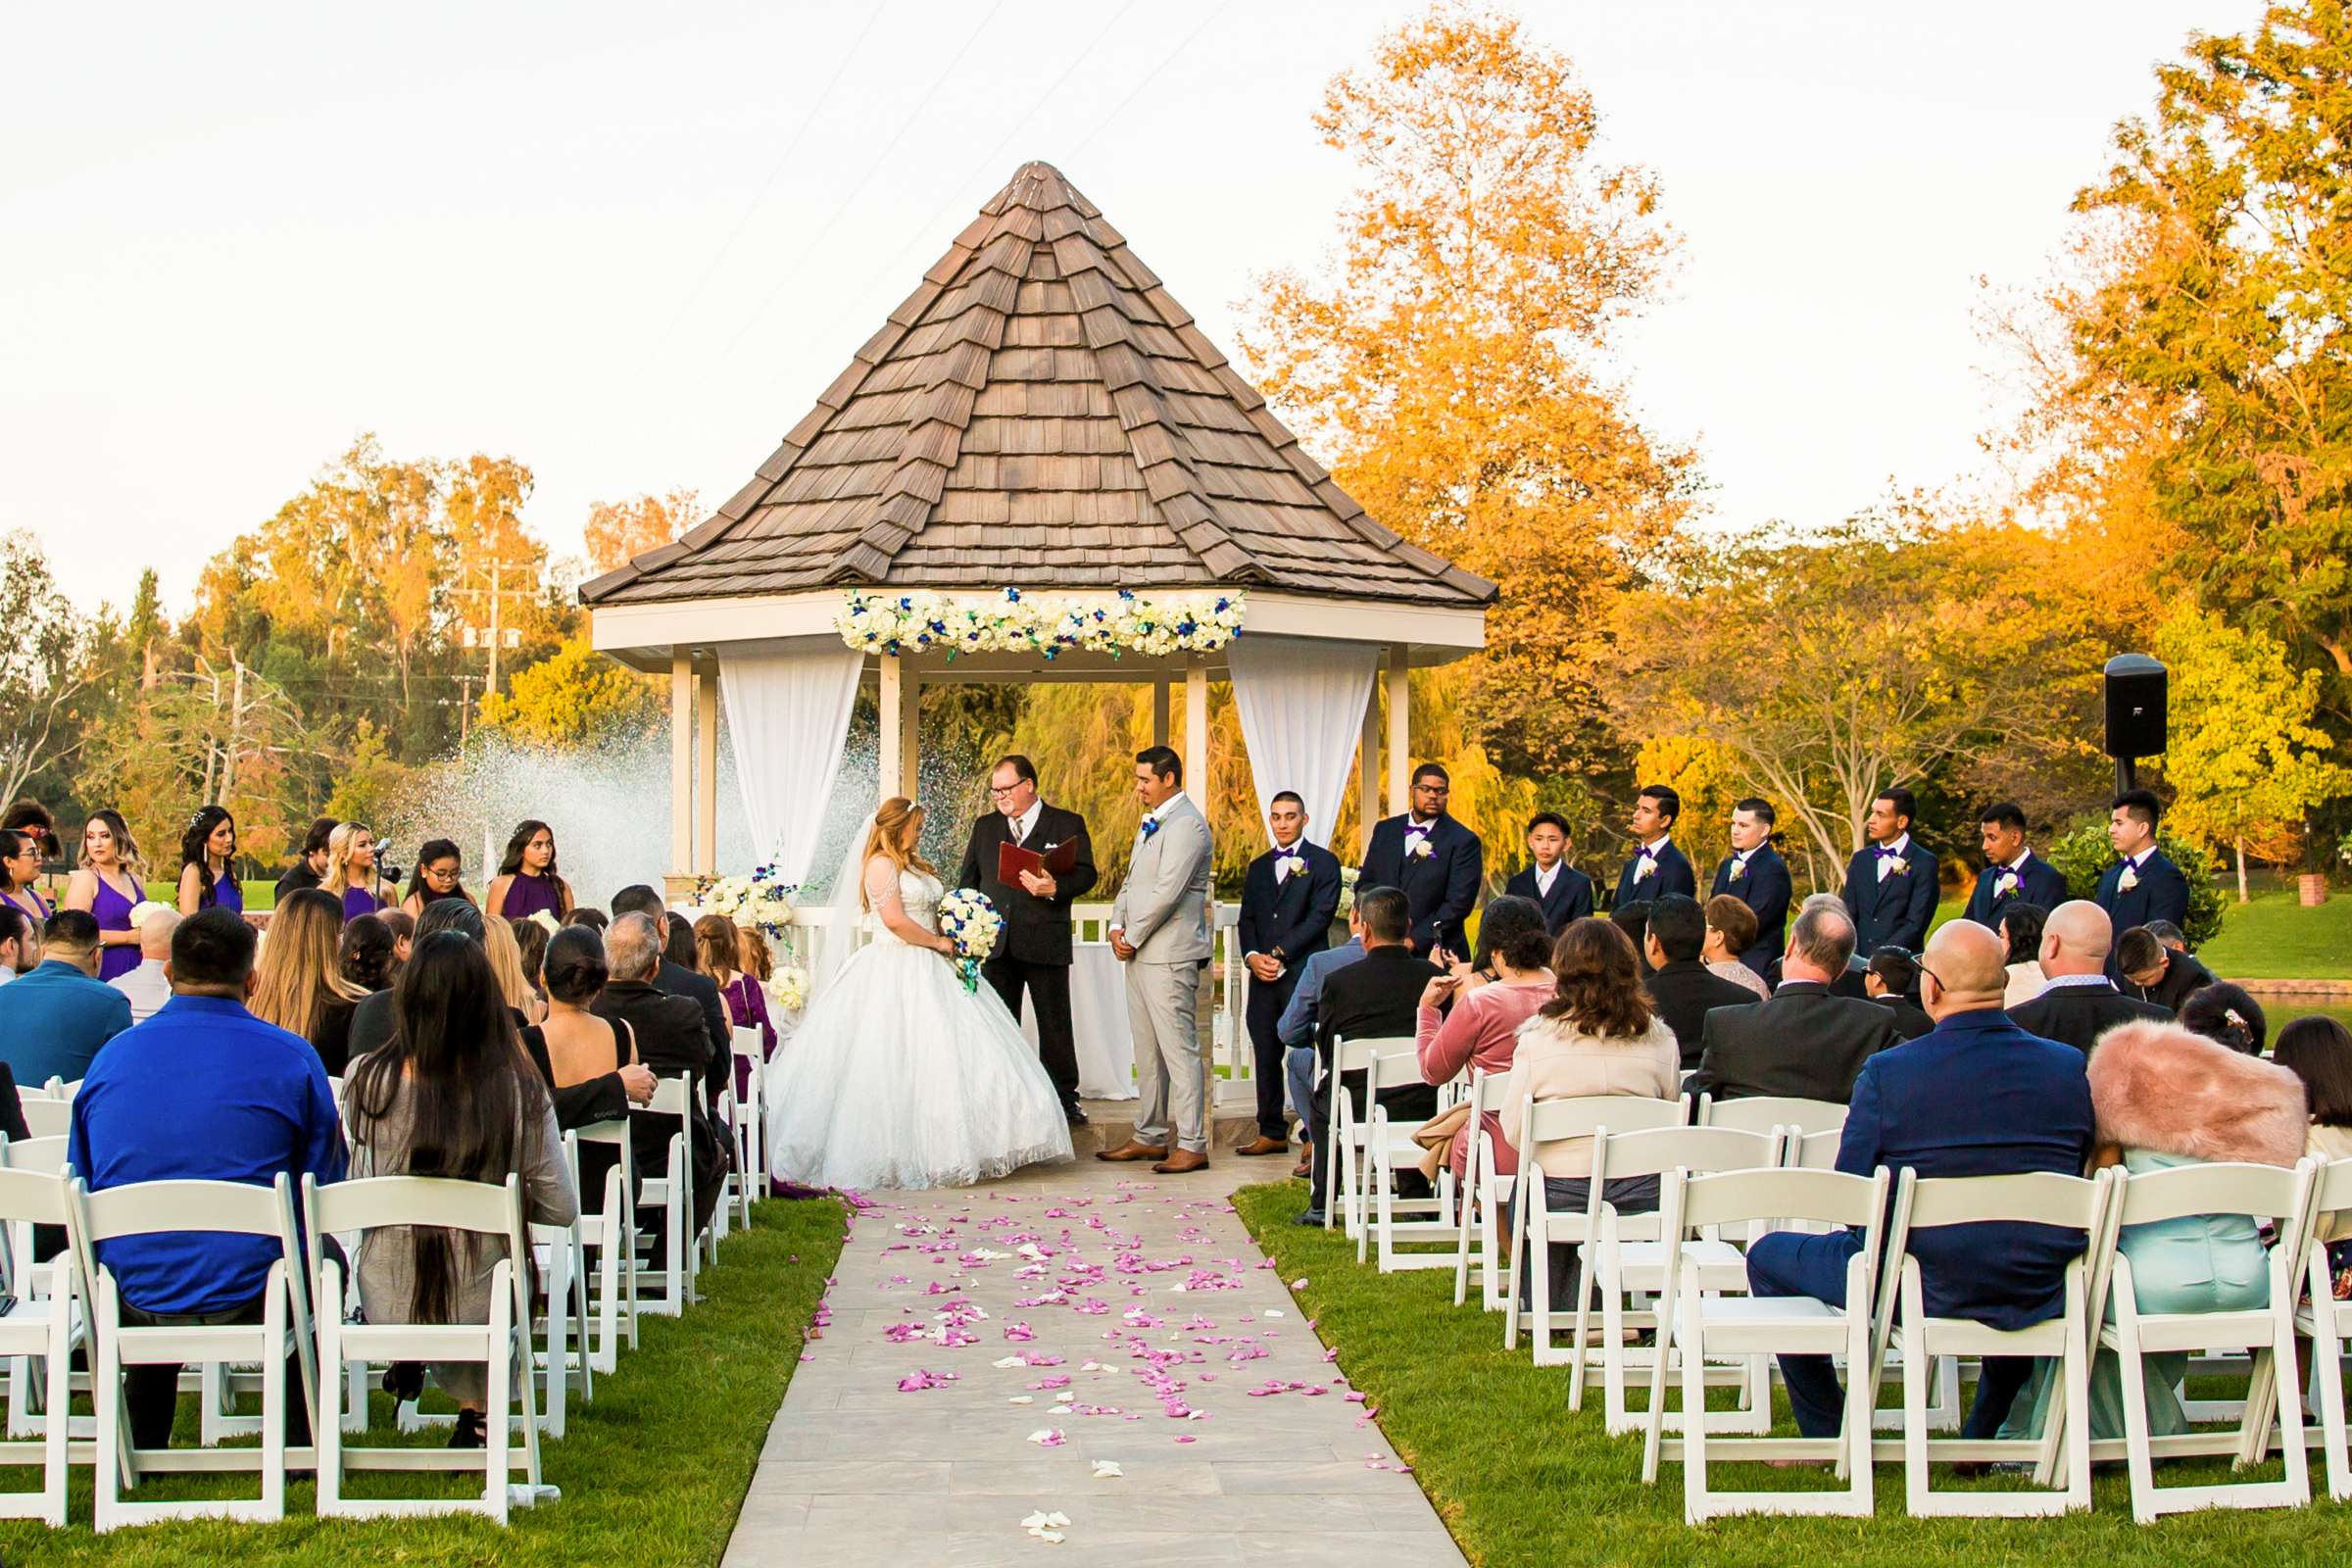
{"left": 378, "top": 907, "right": 415, "bottom": 977}
{"left": 0, "top": 909, "right": 132, "bottom": 1085}
{"left": 249, "top": 889, "right": 368, "bottom": 1073}
{"left": 2008, "top": 901, "right": 2169, "bottom": 1056}
{"left": 68, "top": 908, "right": 345, "bottom": 1451}
{"left": 2178, "top": 981, "right": 2265, "bottom": 1055}
{"left": 2143, "top": 919, "right": 2192, "bottom": 954}
{"left": 2276, "top": 1016, "right": 2352, "bottom": 1284}
{"left": 0, "top": 905, "right": 32, "bottom": 985}
{"left": 662, "top": 911, "right": 698, "bottom": 972}
{"left": 1415, "top": 895, "right": 1551, "bottom": 1184}
{"left": 2118, "top": 925, "right": 2218, "bottom": 1013}
{"left": 109, "top": 907, "right": 178, "bottom": 1024}
{"left": 2000, "top": 1017, "right": 2303, "bottom": 1444}
{"left": 612, "top": 885, "right": 728, "bottom": 1085}
{"left": 698, "top": 912, "right": 775, "bottom": 1100}
{"left": 513, "top": 915, "right": 551, "bottom": 1004}
{"left": 1610, "top": 900, "right": 1652, "bottom": 978}
{"left": 343, "top": 932, "right": 578, "bottom": 1448}
{"left": 1276, "top": 908, "right": 1369, "bottom": 1181}
{"left": 1998, "top": 902, "right": 2049, "bottom": 1008}
{"left": 1863, "top": 950, "right": 1935, "bottom": 1041}
{"left": 340, "top": 911, "right": 397, "bottom": 993}
{"left": 566, "top": 907, "right": 610, "bottom": 933}
{"left": 1762, "top": 893, "right": 1872, "bottom": 998}
{"left": 1700, "top": 897, "right": 1769, "bottom": 1000}
{"left": 525, "top": 927, "right": 657, "bottom": 1205}
{"left": 593, "top": 913, "right": 729, "bottom": 1238}
{"left": 1503, "top": 813, "right": 1592, "bottom": 936}
{"left": 483, "top": 914, "right": 545, "bottom": 1026}
{"left": 1497, "top": 917, "right": 1680, "bottom": 1303}
{"left": 1642, "top": 894, "right": 1759, "bottom": 1070}
{"left": 1688, "top": 902, "right": 1899, "bottom": 1103}
{"left": 1745, "top": 919, "right": 2095, "bottom": 1443}
{"left": 348, "top": 899, "right": 487, "bottom": 1059}
{"left": 1298, "top": 887, "right": 1439, "bottom": 1224}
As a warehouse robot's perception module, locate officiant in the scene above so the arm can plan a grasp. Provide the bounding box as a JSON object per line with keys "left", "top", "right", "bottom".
{"left": 955, "top": 755, "right": 1098, "bottom": 1125}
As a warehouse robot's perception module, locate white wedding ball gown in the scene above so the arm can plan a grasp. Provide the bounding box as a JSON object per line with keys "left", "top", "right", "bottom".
{"left": 765, "top": 859, "right": 1073, "bottom": 1190}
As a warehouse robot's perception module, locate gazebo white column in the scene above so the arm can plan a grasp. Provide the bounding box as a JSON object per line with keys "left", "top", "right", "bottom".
{"left": 1384, "top": 643, "right": 1410, "bottom": 816}
{"left": 669, "top": 647, "right": 693, "bottom": 876}
{"left": 877, "top": 654, "right": 905, "bottom": 801}
{"left": 1183, "top": 658, "right": 1208, "bottom": 808}
{"left": 695, "top": 663, "right": 718, "bottom": 876}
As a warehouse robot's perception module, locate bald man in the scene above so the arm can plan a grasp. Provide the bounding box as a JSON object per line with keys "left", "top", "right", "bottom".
{"left": 2009, "top": 900, "right": 2172, "bottom": 1056}
{"left": 1742, "top": 918, "right": 2094, "bottom": 1445}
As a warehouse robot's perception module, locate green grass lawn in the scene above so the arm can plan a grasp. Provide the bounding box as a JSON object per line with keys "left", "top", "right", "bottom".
{"left": 1930, "top": 888, "right": 2352, "bottom": 980}
{"left": 1235, "top": 1178, "right": 2351, "bottom": 1567}
{"left": 0, "top": 1196, "right": 846, "bottom": 1566}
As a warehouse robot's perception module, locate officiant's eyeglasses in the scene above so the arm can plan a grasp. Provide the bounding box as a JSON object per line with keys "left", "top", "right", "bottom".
{"left": 988, "top": 782, "right": 1027, "bottom": 798}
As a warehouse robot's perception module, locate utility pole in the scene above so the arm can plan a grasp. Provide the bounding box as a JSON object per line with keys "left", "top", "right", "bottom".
{"left": 452, "top": 543, "right": 532, "bottom": 714}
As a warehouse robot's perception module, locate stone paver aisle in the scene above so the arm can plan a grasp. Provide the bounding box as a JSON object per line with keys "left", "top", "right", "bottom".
{"left": 722, "top": 1158, "right": 1463, "bottom": 1568}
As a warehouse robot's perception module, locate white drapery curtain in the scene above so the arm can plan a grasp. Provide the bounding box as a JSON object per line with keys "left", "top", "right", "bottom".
{"left": 717, "top": 643, "right": 866, "bottom": 885}
{"left": 1226, "top": 634, "right": 1379, "bottom": 849}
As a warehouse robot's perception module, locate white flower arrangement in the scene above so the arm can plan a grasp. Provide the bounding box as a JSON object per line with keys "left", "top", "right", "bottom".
{"left": 1336, "top": 865, "right": 1361, "bottom": 918}
{"left": 764, "top": 964, "right": 810, "bottom": 1015}
{"left": 1276, "top": 853, "right": 1306, "bottom": 879}
{"left": 126, "top": 900, "right": 174, "bottom": 929}
{"left": 938, "top": 887, "right": 1004, "bottom": 993}
{"left": 835, "top": 587, "right": 1247, "bottom": 660}
{"left": 692, "top": 863, "right": 799, "bottom": 937}
{"left": 525, "top": 908, "right": 563, "bottom": 938}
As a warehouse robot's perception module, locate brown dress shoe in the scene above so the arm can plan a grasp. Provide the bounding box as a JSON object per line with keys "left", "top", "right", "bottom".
{"left": 1096, "top": 1141, "right": 1170, "bottom": 1163}
{"left": 1291, "top": 1154, "right": 1312, "bottom": 1179}
{"left": 1235, "top": 1136, "right": 1289, "bottom": 1157}
{"left": 1153, "top": 1149, "right": 1210, "bottom": 1174}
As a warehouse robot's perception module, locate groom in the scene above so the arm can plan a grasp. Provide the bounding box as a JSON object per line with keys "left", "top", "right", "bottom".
{"left": 1099, "top": 745, "right": 1214, "bottom": 1174}
{"left": 955, "top": 755, "right": 1098, "bottom": 1124}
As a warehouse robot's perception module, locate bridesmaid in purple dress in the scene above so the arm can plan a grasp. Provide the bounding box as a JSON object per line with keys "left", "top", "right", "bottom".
{"left": 63, "top": 809, "right": 146, "bottom": 983}
{"left": 175, "top": 806, "right": 245, "bottom": 919}
{"left": 0, "top": 829, "right": 50, "bottom": 927}
{"left": 486, "top": 820, "right": 572, "bottom": 926}
{"left": 322, "top": 822, "right": 393, "bottom": 921}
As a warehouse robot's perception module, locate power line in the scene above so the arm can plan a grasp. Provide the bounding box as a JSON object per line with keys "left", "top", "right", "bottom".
{"left": 721, "top": 0, "right": 1013, "bottom": 360}
{"left": 1068, "top": 0, "right": 1238, "bottom": 160}
{"left": 658, "top": 3, "right": 894, "bottom": 346}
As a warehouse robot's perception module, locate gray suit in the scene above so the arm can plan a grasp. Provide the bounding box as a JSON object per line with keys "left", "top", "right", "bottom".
{"left": 1110, "top": 794, "right": 1214, "bottom": 1153}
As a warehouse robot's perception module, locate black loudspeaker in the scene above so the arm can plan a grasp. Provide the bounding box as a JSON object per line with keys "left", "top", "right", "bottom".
{"left": 2103, "top": 654, "right": 2167, "bottom": 760}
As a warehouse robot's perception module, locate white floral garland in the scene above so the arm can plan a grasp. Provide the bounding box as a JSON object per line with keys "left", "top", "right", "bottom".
{"left": 836, "top": 587, "right": 1246, "bottom": 660}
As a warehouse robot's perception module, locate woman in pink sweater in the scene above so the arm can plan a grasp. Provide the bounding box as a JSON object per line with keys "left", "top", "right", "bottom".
{"left": 1416, "top": 896, "right": 1554, "bottom": 1182}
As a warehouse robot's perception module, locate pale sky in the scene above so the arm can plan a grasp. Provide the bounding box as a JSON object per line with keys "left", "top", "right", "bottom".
{"left": 1, "top": 0, "right": 2249, "bottom": 612}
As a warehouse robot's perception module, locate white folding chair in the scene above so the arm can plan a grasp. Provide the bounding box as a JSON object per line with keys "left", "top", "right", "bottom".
{"left": 2294, "top": 1157, "right": 2352, "bottom": 1499}
{"left": 68, "top": 1173, "right": 315, "bottom": 1532}
{"left": 1870, "top": 1169, "right": 2112, "bottom": 1517}
{"left": 0, "top": 1169, "right": 77, "bottom": 1523}
{"left": 1322, "top": 1035, "right": 1415, "bottom": 1237}
{"left": 16, "top": 1101, "right": 72, "bottom": 1140}
{"left": 1451, "top": 1069, "right": 1513, "bottom": 1313}
{"left": 394, "top": 1188, "right": 590, "bottom": 1442}
{"left": 2083, "top": 1157, "right": 2314, "bottom": 1523}
{"left": 573, "top": 1119, "right": 639, "bottom": 1368}
{"left": 632, "top": 1075, "right": 698, "bottom": 1316}
{"left": 729, "top": 1024, "right": 764, "bottom": 1229}
{"left": 1504, "top": 1094, "right": 1690, "bottom": 1357}
{"left": 1701, "top": 1096, "right": 1848, "bottom": 1140}
{"left": 2, "top": 1136, "right": 90, "bottom": 1447}
{"left": 306, "top": 1173, "right": 554, "bottom": 1521}
{"left": 1784, "top": 1129, "right": 1843, "bottom": 1172}
{"left": 1642, "top": 1163, "right": 1893, "bottom": 1521}
{"left": 1364, "top": 1051, "right": 1461, "bottom": 1270}
{"left": 1578, "top": 1124, "right": 1781, "bottom": 1434}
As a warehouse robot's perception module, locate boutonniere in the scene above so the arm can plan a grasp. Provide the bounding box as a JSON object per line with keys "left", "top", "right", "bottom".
{"left": 1885, "top": 858, "right": 1909, "bottom": 876}
{"left": 1277, "top": 853, "right": 1306, "bottom": 878}
{"left": 2119, "top": 864, "right": 2138, "bottom": 892}
{"left": 1729, "top": 859, "right": 1747, "bottom": 882}
{"left": 1993, "top": 869, "right": 2021, "bottom": 899}
{"left": 1140, "top": 817, "right": 1161, "bottom": 841}
{"left": 1635, "top": 858, "right": 1656, "bottom": 881}
{"left": 1407, "top": 836, "right": 1433, "bottom": 860}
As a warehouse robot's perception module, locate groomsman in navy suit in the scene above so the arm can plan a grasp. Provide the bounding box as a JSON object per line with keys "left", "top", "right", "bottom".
{"left": 1839, "top": 786, "right": 1939, "bottom": 956}
{"left": 1357, "top": 762, "right": 1484, "bottom": 956}
{"left": 1707, "top": 796, "right": 1791, "bottom": 971}
{"left": 2095, "top": 788, "right": 2191, "bottom": 975}
{"left": 1236, "top": 792, "right": 1342, "bottom": 1157}
{"left": 1613, "top": 785, "right": 1697, "bottom": 908}
{"left": 1962, "top": 801, "right": 2070, "bottom": 930}
{"left": 1502, "top": 811, "right": 1592, "bottom": 936}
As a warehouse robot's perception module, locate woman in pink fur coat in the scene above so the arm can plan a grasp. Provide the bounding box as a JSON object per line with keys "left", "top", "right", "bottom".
{"left": 2001, "top": 1016, "right": 2308, "bottom": 1443}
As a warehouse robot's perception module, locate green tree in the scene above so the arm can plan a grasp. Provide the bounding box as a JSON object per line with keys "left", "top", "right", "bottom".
{"left": 0, "top": 534, "right": 92, "bottom": 808}
{"left": 2154, "top": 607, "right": 2352, "bottom": 897}
{"left": 323, "top": 720, "right": 416, "bottom": 832}
{"left": 477, "top": 634, "right": 661, "bottom": 748}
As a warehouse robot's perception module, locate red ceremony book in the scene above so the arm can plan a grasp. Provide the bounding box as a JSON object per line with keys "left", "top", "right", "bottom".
{"left": 998, "top": 836, "right": 1079, "bottom": 886}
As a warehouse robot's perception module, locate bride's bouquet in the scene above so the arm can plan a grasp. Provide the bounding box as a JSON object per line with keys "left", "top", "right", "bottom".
{"left": 937, "top": 887, "right": 1003, "bottom": 994}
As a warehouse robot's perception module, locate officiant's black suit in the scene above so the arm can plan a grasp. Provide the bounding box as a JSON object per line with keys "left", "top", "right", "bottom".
{"left": 956, "top": 804, "right": 1098, "bottom": 1113}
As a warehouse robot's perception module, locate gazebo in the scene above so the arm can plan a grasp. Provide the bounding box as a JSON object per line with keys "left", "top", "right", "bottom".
{"left": 584, "top": 160, "right": 1494, "bottom": 904}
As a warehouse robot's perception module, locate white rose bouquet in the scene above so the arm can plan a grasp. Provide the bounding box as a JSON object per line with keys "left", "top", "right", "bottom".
{"left": 764, "top": 963, "right": 810, "bottom": 1015}
{"left": 937, "top": 887, "right": 1004, "bottom": 993}
{"left": 1336, "top": 865, "right": 1362, "bottom": 918}
{"left": 691, "top": 862, "right": 799, "bottom": 937}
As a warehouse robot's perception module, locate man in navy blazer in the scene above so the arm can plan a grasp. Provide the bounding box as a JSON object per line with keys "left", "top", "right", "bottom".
{"left": 1237, "top": 792, "right": 1342, "bottom": 1156}
{"left": 2095, "top": 789, "right": 2190, "bottom": 976}
{"left": 1356, "top": 762, "right": 1483, "bottom": 956}
{"left": 1707, "top": 796, "right": 1790, "bottom": 971}
{"left": 1613, "top": 784, "right": 1697, "bottom": 909}
{"left": 1839, "top": 786, "right": 1939, "bottom": 956}
{"left": 1961, "top": 800, "right": 2070, "bottom": 931}
{"left": 1502, "top": 811, "right": 1592, "bottom": 936}
{"left": 1743, "top": 919, "right": 2094, "bottom": 1441}
{"left": 0, "top": 909, "right": 132, "bottom": 1086}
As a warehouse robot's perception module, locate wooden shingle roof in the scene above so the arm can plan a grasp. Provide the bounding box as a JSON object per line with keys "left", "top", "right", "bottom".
{"left": 580, "top": 161, "right": 1496, "bottom": 610}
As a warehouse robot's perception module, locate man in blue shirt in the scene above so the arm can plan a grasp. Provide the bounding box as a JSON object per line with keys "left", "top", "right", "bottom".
{"left": 70, "top": 907, "right": 346, "bottom": 1450}
{"left": 1275, "top": 907, "right": 1372, "bottom": 1180}
{"left": 0, "top": 909, "right": 131, "bottom": 1085}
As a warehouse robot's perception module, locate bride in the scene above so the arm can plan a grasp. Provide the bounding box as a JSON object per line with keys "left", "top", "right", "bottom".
{"left": 766, "top": 797, "right": 1074, "bottom": 1191}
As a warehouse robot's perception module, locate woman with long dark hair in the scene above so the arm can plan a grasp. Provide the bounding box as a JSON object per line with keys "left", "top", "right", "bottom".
{"left": 63, "top": 809, "right": 147, "bottom": 983}
{"left": 0, "top": 830, "right": 48, "bottom": 926}
{"left": 341, "top": 932, "right": 578, "bottom": 1447}
{"left": 485, "top": 820, "right": 571, "bottom": 923}
{"left": 339, "top": 911, "right": 398, "bottom": 993}
{"left": 401, "top": 838, "right": 475, "bottom": 917}
{"left": 175, "top": 805, "right": 243, "bottom": 917}
{"left": 250, "top": 888, "right": 367, "bottom": 1072}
